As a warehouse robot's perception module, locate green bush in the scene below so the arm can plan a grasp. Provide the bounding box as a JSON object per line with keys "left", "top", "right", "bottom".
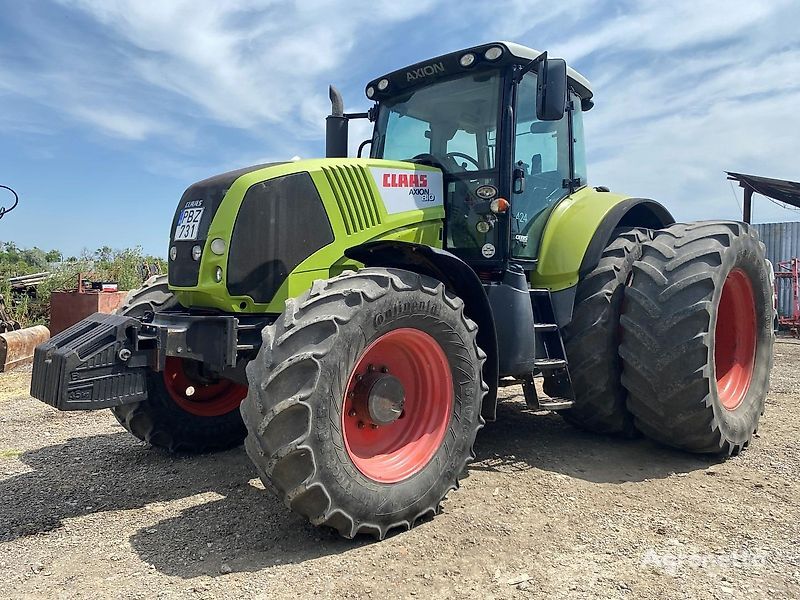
{"left": 1, "top": 243, "right": 166, "bottom": 328}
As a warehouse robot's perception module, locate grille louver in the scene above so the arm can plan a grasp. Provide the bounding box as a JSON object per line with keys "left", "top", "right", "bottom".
{"left": 322, "top": 165, "right": 382, "bottom": 234}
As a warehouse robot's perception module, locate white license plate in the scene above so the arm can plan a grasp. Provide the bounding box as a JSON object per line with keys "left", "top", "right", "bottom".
{"left": 174, "top": 208, "right": 205, "bottom": 241}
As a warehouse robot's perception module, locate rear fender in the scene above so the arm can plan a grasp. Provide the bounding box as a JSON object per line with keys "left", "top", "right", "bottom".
{"left": 532, "top": 187, "right": 674, "bottom": 325}
{"left": 346, "top": 241, "right": 499, "bottom": 421}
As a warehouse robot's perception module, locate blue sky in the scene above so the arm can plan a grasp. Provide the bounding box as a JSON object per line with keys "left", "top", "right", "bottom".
{"left": 1, "top": 0, "right": 799, "bottom": 256}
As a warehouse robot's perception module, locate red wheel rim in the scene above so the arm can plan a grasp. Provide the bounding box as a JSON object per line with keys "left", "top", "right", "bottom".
{"left": 342, "top": 328, "right": 453, "bottom": 483}
{"left": 163, "top": 357, "right": 247, "bottom": 417}
{"left": 714, "top": 268, "right": 757, "bottom": 411}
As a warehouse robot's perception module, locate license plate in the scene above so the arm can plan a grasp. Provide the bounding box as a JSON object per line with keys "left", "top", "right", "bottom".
{"left": 174, "top": 208, "right": 205, "bottom": 241}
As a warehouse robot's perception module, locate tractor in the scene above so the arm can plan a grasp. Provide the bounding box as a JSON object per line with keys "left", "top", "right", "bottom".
{"left": 31, "top": 42, "right": 774, "bottom": 539}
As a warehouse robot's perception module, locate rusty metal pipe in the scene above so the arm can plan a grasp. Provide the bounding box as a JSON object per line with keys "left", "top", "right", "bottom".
{"left": 0, "top": 325, "right": 50, "bottom": 372}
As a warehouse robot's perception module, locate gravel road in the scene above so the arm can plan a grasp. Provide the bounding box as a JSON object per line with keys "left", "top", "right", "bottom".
{"left": 1, "top": 341, "right": 798, "bottom": 599}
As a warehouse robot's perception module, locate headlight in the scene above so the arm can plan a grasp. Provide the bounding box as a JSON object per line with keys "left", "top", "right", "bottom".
{"left": 169, "top": 246, "right": 177, "bottom": 261}
{"left": 215, "top": 266, "right": 223, "bottom": 283}
{"left": 210, "top": 238, "right": 226, "bottom": 255}
{"left": 459, "top": 53, "right": 476, "bottom": 67}
{"left": 377, "top": 78, "right": 389, "bottom": 91}
{"left": 191, "top": 244, "right": 202, "bottom": 261}
{"left": 484, "top": 46, "right": 503, "bottom": 61}
{"left": 366, "top": 86, "right": 375, "bottom": 98}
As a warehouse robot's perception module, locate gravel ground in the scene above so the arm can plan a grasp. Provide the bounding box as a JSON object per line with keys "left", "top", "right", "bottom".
{"left": 0, "top": 341, "right": 798, "bottom": 599}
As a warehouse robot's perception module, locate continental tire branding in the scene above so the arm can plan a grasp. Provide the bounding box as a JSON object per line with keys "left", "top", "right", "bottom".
{"left": 373, "top": 299, "right": 441, "bottom": 327}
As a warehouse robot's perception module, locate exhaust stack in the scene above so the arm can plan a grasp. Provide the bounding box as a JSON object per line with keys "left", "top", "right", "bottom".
{"left": 325, "top": 85, "right": 348, "bottom": 158}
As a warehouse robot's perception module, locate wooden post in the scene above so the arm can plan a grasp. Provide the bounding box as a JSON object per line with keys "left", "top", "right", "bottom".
{"left": 743, "top": 186, "right": 753, "bottom": 223}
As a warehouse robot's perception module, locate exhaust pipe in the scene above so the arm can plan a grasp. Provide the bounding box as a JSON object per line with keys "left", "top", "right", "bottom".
{"left": 325, "top": 85, "right": 348, "bottom": 158}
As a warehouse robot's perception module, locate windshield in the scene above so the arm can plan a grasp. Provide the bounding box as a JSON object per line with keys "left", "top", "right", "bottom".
{"left": 372, "top": 71, "right": 500, "bottom": 169}
{"left": 372, "top": 71, "right": 503, "bottom": 261}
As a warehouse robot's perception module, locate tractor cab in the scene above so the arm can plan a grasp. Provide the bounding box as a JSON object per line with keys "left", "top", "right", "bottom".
{"left": 362, "top": 42, "right": 592, "bottom": 268}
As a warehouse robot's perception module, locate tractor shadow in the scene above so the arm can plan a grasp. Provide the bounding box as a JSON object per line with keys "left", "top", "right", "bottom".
{"left": 0, "top": 432, "right": 362, "bottom": 576}
{"left": 472, "top": 389, "right": 720, "bottom": 483}
{"left": 0, "top": 390, "right": 723, "bottom": 579}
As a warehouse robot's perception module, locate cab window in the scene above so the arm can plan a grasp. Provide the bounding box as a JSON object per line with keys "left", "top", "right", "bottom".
{"left": 512, "top": 72, "right": 571, "bottom": 259}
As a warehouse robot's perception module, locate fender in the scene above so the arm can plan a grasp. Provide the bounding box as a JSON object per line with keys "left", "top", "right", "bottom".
{"left": 531, "top": 187, "right": 674, "bottom": 325}
{"left": 345, "top": 241, "right": 500, "bottom": 421}
{"left": 578, "top": 196, "right": 675, "bottom": 278}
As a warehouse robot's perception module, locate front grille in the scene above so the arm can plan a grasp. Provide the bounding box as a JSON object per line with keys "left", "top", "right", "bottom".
{"left": 168, "top": 162, "right": 285, "bottom": 288}
{"left": 322, "top": 164, "right": 382, "bottom": 234}
{"left": 226, "top": 172, "right": 334, "bottom": 304}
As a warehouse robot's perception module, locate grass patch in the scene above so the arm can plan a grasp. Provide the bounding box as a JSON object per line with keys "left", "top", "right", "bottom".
{"left": 0, "top": 448, "right": 23, "bottom": 459}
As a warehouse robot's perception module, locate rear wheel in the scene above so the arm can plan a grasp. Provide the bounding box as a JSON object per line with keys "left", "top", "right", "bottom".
{"left": 551, "top": 228, "right": 651, "bottom": 435}
{"left": 110, "top": 276, "right": 248, "bottom": 452}
{"left": 620, "top": 222, "right": 774, "bottom": 454}
{"left": 241, "top": 268, "right": 486, "bottom": 539}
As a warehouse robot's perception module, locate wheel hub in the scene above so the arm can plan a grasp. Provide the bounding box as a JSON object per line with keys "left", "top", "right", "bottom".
{"left": 163, "top": 357, "right": 247, "bottom": 417}
{"left": 352, "top": 368, "right": 406, "bottom": 426}
{"left": 341, "top": 328, "right": 453, "bottom": 483}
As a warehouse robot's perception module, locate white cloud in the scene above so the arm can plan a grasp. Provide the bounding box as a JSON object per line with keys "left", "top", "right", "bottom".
{"left": 540, "top": 0, "right": 800, "bottom": 222}
{"left": 2, "top": 0, "right": 799, "bottom": 226}
{"left": 53, "top": 0, "right": 437, "bottom": 137}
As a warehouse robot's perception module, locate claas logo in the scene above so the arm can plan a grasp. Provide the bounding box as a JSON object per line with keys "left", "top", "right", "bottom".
{"left": 382, "top": 173, "right": 429, "bottom": 188}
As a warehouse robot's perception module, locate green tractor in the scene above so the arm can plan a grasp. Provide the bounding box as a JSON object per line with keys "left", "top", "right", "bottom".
{"left": 32, "top": 42, "right": 774, "bottom": 539}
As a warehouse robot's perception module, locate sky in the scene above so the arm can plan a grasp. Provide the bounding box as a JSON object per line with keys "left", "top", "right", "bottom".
{"left": 1, "top": 0, "right": 799, "bottom": 257}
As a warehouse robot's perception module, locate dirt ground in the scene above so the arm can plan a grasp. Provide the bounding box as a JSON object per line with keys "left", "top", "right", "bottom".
{"left": 1, "top": 342, "right": 798, "bottom": 600}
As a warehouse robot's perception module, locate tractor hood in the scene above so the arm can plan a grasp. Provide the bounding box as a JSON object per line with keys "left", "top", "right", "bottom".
{"left": 169, "top": 158, "right": 445, "bottom": 314}
{"left": 168, "top": 162, "right": 286, "bottom": 288}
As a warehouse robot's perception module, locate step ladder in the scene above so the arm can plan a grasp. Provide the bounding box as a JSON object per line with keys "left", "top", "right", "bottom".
{"left": 524, "top": 289, "right": 575, "bottom": 411}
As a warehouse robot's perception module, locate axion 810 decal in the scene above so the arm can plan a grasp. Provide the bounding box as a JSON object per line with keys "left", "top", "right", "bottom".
{"left": 369, "top": 168, "right": 444, "bottom": 215}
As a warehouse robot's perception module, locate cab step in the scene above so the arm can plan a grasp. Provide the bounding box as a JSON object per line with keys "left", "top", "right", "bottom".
{"left": 529, "top": 288, "right": 575, "bottom": 403}
{"left": 520, "top": 375, "right": 574, "bottom": 411}
{"left": 537, "top": 398, "right": 574, "bottom": 411}
{"left": 534, "top": 358, "right": 567, "bottom": 370}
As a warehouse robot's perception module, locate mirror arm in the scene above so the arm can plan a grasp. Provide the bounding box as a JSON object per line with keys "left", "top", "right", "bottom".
{"left": 513, "top": 51, "right": 547, "bottom": 83}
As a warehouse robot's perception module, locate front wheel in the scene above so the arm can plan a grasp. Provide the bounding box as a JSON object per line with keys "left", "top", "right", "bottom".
{"left": 111, "top": 275, "right": 248, "bottom": 452}
{"left": 241, "top": 268, "right": 486, "bottom": 539}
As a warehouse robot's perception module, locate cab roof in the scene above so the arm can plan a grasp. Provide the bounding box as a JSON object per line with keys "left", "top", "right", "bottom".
{"left": 365, "top": 41, "right": 593, "bottom": 104}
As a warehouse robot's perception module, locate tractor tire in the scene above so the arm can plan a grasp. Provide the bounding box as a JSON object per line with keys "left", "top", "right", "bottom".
{"left": 552, "top": 228, "right": 651, "bottom": 436}
{"left": 620, "top": 222, "right": 774, "bottom": 455}
{"left": 110, "top": 275, "right": 247, "bottom": 453}
{"left": 241, "top": 268, "right": 486, "bottom": 539}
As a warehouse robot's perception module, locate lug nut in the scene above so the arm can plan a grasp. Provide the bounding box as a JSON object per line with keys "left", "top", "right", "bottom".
{"left": 371, "top": 424, "right": 379, "bottom": 429}
{"left": 356, "top": 374, "right": 363, "bottom": 382}
{"left": 348, "top": 409, "right": 357, "bottom": 417}
{"left": 367, "top": 364, "right": 375, "bottom": 372}
{"left": 357, "top": 421, "right": 365, "bottom": 429}
{"left": 381, "top": 366, "right": 389, "bottom": 373}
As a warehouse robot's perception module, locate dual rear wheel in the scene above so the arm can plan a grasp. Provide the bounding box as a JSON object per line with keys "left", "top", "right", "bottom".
{"left": 564, "top": 222, "right": 772, "bottom": 454}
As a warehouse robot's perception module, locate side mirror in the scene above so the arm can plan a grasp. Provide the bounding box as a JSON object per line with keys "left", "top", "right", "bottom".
{"left": 536, "top": 58, "right": 567, "bottom": 121}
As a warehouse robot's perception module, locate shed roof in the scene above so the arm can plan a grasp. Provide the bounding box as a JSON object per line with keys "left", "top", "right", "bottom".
{"left": 726, "top": 172, "right": 800, "bottom": 209}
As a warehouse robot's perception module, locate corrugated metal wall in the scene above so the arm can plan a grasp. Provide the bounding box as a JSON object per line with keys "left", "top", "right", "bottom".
{"left": 754, "top": 222, "right": 800, "bottom": 318}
